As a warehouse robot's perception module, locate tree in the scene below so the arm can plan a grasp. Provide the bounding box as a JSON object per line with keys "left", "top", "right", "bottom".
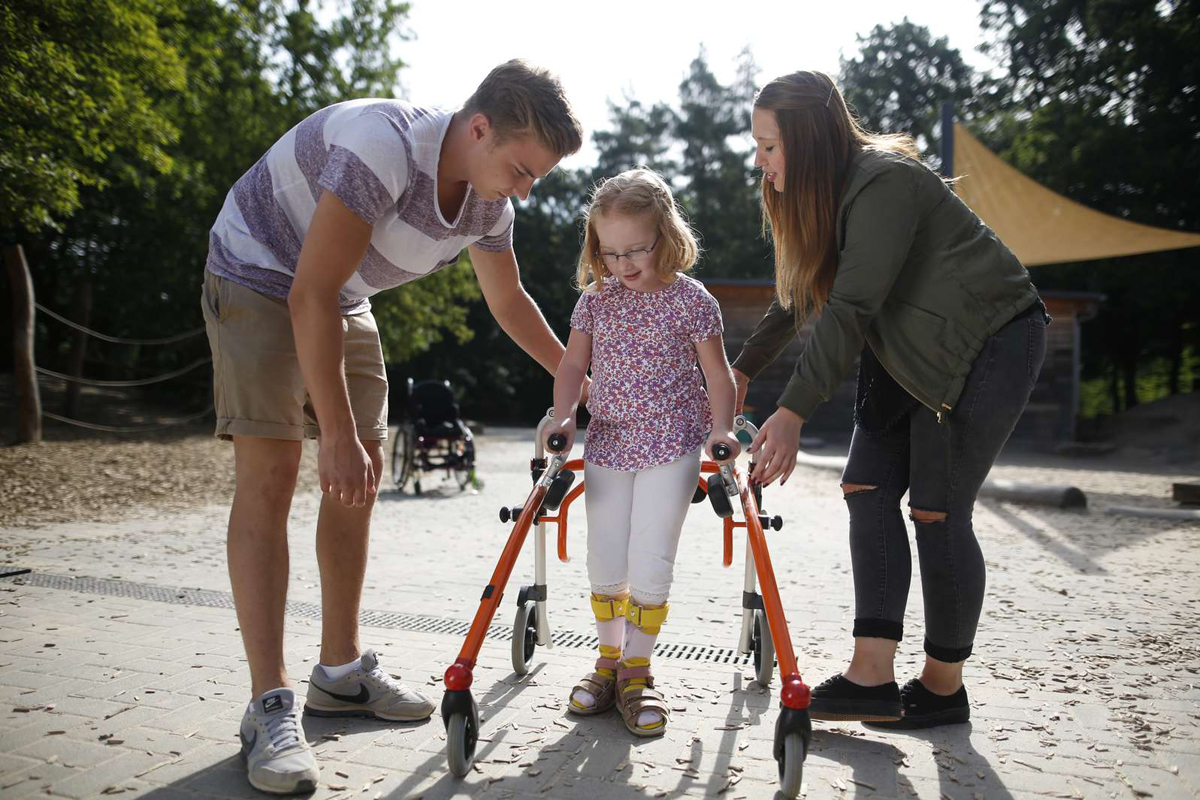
{"left": 0, "top": 0, "right": 186, "bottom": 235}
{"left": 673, "top": 49, "right": 771, "bottom": 280}
{"left": 1, "top": 0, "right": 187, "bottom": 441}
{"left": 979, "top": 0, "right": 1200, "bottom": 409}
{"left": 838, "top": 19, "right": 977, "bottom": 164}
{"left": 592, "top": 97, "right": 677, "bottom": 181}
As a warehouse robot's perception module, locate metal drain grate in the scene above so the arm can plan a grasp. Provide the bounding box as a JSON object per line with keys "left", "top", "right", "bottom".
{"left": 1, "top": 568, "right": 751, "bottom": 665}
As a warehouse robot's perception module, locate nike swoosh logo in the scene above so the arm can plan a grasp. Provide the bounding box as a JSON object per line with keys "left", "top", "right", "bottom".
{"left": 316, "top": 683, "right": 370, "bottom": 704}
{"left": 240, "top": 730, "right": 256, "bottom": 753}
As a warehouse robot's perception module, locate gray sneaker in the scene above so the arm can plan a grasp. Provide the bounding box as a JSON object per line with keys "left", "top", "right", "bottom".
{"left": 304, "top": 649, "right": 435, "bottom": 722}
{"left": 239, "top": 688, "right": 319, "bottom": 795}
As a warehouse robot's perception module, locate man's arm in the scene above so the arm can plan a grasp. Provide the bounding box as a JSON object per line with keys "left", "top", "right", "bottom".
{"left": 288, "top": 190, "right": 375, "bottom": 506}
{"left": 467, "top": 245, "right": 565, "bottom": 374}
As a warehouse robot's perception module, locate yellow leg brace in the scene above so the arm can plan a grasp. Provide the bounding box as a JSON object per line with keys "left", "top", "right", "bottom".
{"left": 625, "top": 600, "right": 669, "bottom": 634}
{"left": 591, "top": 593, "right": 628, "bottom": 621}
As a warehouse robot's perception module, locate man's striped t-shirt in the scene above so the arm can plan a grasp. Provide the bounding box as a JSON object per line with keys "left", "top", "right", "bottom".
{"left": 205, "top": 99, "right": 515, "bottom": 314}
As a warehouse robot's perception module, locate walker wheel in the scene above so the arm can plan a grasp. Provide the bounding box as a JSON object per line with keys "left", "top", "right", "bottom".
{"left": 511, "top": 603, "right": 538, "bottom": 675}
{"left": 752, "top": 610, "right": 775, "bottom": 685}
{"left": 777, "top": 732, "right": 805, "bottom": 798}
{"left": 707, "top": 473, "right": 734, "bottom": 518}
{"left": 446, "top": 711, "right": 476, "bottom": 777}
{"left": 543, "top": 470, "right": 575, "bottom": 512}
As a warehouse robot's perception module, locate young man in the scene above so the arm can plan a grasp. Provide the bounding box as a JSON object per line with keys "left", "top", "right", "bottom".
{"left": 200, "top": 60, "right": 583, "bottom": 794}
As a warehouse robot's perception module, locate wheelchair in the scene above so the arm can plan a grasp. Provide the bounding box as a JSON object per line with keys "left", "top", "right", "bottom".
{"left": 439, "top": 411, "right": 811, "bottom": 797}
{"left": 391, "top": 378, "right": 476, "bottom": 494}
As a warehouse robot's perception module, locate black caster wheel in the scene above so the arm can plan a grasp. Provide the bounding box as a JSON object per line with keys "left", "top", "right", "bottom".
{"left": 446, "top": 710, "right": 476, "bottom": 777}
{"left": 511, "top": 603, "right": 538, "bottom": 675}
{"left": 707, "top": 473, "right": 734, "bottom": 518}
{"left": 752, "top": 609, "right": 775, "bottom": 685}
{"left": 777, "top": 732, "right": 805, "bottom": 798}
{"left": 543, "top": 469, "right": 575, "bottom": 512}
{"left": 414, "top": 479, "right": 423, "bottom": 495}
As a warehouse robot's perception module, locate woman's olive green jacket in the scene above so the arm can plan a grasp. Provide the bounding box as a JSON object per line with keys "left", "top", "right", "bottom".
{"left": 732, "top": 149, "right": 1039, "bottom": 421}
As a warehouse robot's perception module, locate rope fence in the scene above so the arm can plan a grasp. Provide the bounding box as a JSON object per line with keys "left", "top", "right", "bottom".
{"left": 36, "top": 356, "right": 212, "bottom": 388}
{"left": 32, "top": 301, "right": 212, "bottom": 432}
{"left": 35, "top": 303, "right": 206, "bottom": 345}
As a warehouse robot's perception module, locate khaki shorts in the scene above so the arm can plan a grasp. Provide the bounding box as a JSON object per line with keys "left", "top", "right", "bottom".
{"left": 201, "top": 271, "right": 388, "bottom": 442}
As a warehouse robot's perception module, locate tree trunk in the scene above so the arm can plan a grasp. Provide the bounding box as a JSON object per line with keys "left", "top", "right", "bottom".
{"left": 1168, "top": 323, "right": 1183, "bottom": 396}
{"left": 4, "top": 244, "right": 41, "bottom": 444}
{"left": 1110, "top": 364, "right": 1121, "bottom": 415}
{"left": 63, "top": 275, "right": 94, "bottom": 417}
{"left": 1122, "top": 358, "right": 1139, "bottom": 411}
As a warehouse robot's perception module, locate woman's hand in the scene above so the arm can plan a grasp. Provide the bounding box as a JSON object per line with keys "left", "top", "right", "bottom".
{"left": 732, "top": 368, "right": 750, "bottom": 415}
{"left": 748, "top": 407, "right": 804, "bottom": 486}
{"left": 705, "top": 429, "right": 741, "bottom": 463}
{"left": 545, "top": 415, "right": 577, "bottom": 454}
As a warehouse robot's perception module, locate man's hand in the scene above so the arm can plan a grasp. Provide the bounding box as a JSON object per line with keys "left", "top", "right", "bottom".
{"left": 319, "top": 435, "right": 377, "bottom": 507}
{"left": 748, "top": 407, "right": 804, "bottom": 486}
{"left": 733, "top": 368, "right": 750, "bottom": 415}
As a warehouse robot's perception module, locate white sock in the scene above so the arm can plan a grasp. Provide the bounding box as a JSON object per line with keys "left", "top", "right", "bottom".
{"left": 319, "top": 656, "right": 362, "bottom": 681}
{"left": 573, "top": 610, "right": 625, "bottom": 708}
{"left": 623, "top": 619, "right": 663, "bottom": 728}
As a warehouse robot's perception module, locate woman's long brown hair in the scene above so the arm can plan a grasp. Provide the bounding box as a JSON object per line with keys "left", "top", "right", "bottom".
{"left": 755, "top": 71, "right": 918, "bottom": 320}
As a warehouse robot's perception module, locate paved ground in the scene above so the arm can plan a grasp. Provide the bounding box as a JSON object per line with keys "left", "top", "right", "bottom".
{"left": 2, "top": 428, "right": 1199, "bottom": 800}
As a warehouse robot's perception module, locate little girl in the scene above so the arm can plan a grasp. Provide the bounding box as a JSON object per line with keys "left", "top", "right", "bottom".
{"left": 545, "top": 168, "right": 739, "bottom": 737}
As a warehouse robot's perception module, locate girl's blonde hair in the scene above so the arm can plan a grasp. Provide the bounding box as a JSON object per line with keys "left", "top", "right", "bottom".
{"left": 576, "top": 168, "right": 700, "bottom": 292}
{"left": 755, "top": 70, "right": 919, "bottom": 320}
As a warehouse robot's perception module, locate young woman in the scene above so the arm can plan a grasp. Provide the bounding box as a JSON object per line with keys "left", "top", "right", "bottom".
{"left": 733, "top": 71, "right": 1048, "bottom": 728}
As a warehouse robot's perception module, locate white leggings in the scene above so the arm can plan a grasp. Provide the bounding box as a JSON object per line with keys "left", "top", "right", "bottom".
{"left": 584, "top": 449, "right": 702, "bottom": 606}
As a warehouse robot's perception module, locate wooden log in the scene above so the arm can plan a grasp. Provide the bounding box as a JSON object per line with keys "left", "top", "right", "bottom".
{"left": 1172, "top": 483, "right": 1200, "bottom": 507}
{"left": 983, "top": 480, "right": 1087, "bottom": 509}
{"left": 4, "top": 244, "right": 41, "bottom": 444}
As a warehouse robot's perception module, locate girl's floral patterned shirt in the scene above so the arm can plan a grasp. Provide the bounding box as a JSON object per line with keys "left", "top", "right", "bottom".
{"left": 571, "top": 274, "right": 723, "bottom": 471}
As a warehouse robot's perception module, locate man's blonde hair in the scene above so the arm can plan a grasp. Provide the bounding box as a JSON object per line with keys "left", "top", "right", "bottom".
{"left": 463, "top": 59, "right": 583, "bottom": 158}
{"left": 576, "top": 168, "right": 700, "bottom": 292}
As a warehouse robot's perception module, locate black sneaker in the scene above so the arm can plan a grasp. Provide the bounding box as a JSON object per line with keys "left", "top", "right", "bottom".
{"left": 807, "top": 673, "right": 901, "bottom": 722}
{"left": 868, "top": 678, "right": 970, "bottom": 729}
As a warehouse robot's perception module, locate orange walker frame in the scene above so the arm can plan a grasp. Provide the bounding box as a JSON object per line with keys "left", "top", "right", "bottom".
{"left": 440, "top": 413, "right": 812, "bottom": 797}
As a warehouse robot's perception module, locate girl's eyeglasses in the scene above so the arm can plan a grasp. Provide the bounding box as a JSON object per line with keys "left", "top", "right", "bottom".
{"left": 598, "top": 233, "right": 661, "bottom": 268}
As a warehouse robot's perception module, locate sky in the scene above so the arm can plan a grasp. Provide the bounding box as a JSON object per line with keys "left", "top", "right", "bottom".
{"left": 393, "top": 0, "right": 1001, "bottom": 168}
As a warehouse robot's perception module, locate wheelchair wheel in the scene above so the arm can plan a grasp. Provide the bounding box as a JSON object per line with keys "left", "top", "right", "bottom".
{"left": 752, "top": 609, "right": 775, "bottom": 685}
{"left": 511, "top": 603, "right": 538, "bottom": 675}
{"left": 392, "top": 427, "right": 414, "bottom": 490}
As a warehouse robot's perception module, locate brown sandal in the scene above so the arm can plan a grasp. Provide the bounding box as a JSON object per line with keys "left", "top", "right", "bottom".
{"left": 616, "top": 664, "right": 670, "bottom": 737}
{"left": 567, "top": 656, "right": 619, "bottom": 715}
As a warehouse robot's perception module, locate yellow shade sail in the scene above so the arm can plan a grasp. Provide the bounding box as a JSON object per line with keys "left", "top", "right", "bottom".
{"left": 952, "top": 122, "right": 1200, "bottom": 266}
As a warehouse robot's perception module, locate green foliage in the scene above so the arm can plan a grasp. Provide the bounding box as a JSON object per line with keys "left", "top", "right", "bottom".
{"left": 372, "top": 257, "right": 479, "bottom": 363}
{"left": 0, "top": 0, "right": 186, "bottom": 233}
{"left": 672, "top": 49, "right": 771, "bottom": 279}
{"left": 11, "top": 0, "right": 480, "bottom": 396}
{"left": 977, "top": 0, "right": 1200, "bottom": 413}
{"left": 592, "top": 97, "right": 677, "bottom": 180}
{"left": 839, "top": 19, "right": 976, "bottom": 163}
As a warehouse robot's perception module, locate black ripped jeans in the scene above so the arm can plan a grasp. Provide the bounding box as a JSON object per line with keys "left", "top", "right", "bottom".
{"left": 841, "top": 303, "right": 1048, "bottom": 663}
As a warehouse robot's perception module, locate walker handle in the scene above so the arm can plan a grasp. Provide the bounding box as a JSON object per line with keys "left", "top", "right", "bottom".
{"left": 547, "top": 434, "right": 567, "bottom": 453}
{"left": 713, "top": 443, "right": 732, "bottom": 461}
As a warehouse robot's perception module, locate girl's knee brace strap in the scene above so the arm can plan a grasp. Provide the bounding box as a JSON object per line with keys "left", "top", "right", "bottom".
{"left": 626, "top": 601, "right": 669, "bottom": 633}
{"left": 590, "top": 593, "right": 627, "bottom": 621}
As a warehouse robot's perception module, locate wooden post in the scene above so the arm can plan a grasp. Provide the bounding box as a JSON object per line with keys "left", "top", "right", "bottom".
{"left": 5, "top": 244, "right": 41, "bottom": 444}
{"left": 940, "top": 102, "right": 955, "bottom": 178}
